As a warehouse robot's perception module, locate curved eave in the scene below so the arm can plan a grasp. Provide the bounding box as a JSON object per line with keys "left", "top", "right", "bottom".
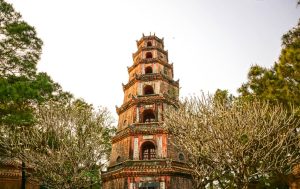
{"left": 122, "top": 73, "right": 179, "bottom": 92}
{"left": 128, "top": 58, "right": 173, "bottom": 73}
{"left": 112, "top": 123, "right": 167, "bottom": 143}
{"left": 116, "top": 94, "right": 178, "bottom": 115}
{"left": 102, "top": 159, "right": 192, "bottom": 182}
{"left": 136, "top": 35, "right": 164, "bottom": 47}
{"left": 132, "top": 46, "right": 168, "bottom": 60}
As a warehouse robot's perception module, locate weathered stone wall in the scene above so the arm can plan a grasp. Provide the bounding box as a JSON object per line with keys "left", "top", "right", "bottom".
{"left": 118, "top": 106, "right": 135, "bottom": 130}
{"left": 0, "top": 179, "right": 39, "bottom": 189}
{"left": 170, "top": 176, "right": 193, "bottom": 189}
{"left": 167, "top": 135, "right": 188, "bottom": 163}
{"left": 110, "top": 137, "right": 131, "bottom": 166}
{"left": 0, "top": 166, "right": 39, "bottom": 189}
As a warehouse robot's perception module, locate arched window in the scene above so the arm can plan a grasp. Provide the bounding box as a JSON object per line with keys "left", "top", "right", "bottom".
{"left": 147, "top": 41, "right": 152, "bottom": 47}
{"left": 146, "top": 52, "right": 153, "bottom": 59}
{"left": 141, "top": 141, "right": 156, "bottom": 160}
{"left": 143, "top": 109, "right": 156, "bottom": 123}
{"left": 144, "top": 85, "right": 154, "bottom": 95}
{"left": 145, "top": 66, "right": 153, "bottom": 74}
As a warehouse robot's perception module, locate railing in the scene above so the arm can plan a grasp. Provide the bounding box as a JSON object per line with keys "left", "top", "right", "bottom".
{"left": 135, "top": 72, "right": 179, "bottom": 86}
{"left": 132, "top": 122, "right": 160, "bottom": 127}
{"left": 128, "top": 57, "right": 172, "bottom": 72}
{"left": 112, "top": 123, "right": 166, "bottom": 142}
{"left": 130, "top": 123, "right": 165, "bottom": 134}
{"left": 138, "top": 57, "right": 158, "bottom": 63}
{"left": 133, "top": 47, "right": 167, "bottom": 58}
{"left": 107, "top": 159, "right": 170, "bottom": 172}
{"left": 136, "top": 93, "right": 160, "bottom": 98}
{"left": 116, "top": 92, "right": 178, "bottom": 115}
{"left": 106, "top": 159, "right": 190, "bottom": 173}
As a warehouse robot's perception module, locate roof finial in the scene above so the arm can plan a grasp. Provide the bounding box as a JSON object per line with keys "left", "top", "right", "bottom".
{"left": 154, "top": 32, "right": 156, "bottom": 36}
{"left": 142, "top": 33, "right": 145, "bottom": 37}
{"left": 150, "top": 32, "right": 151, "bottom": 36}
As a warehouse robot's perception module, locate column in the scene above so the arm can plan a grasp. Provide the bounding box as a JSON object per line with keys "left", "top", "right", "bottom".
{"left": 136, "top": 107, "right": 139, "bottom": 123}
{"left": 138, "top": 83, "right": 143, "bottom": 95}
{"left": 155, "top": 81, "right": 160, "bottom": 94}
{"left": 129, "top": 183, "right": 134, "bottom": 189}
{"left": 160, "top": 181, "right": 165, "bottom": 189}
{"left": 158, "top": 105, "right": 161, "bottom": 121}
{"left": 133, "top": 137, "right": 139, "bottom": 160}
{"left": 157, "top": 136, "right": 162, "bottom": 158}
{"left": 141, "top": 64, "right": 145, "bottom": 74}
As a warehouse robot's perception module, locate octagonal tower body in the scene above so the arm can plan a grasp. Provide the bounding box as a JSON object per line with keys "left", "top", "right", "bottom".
{"left": 102, "top": 35, "right": 192, "bottom": 189}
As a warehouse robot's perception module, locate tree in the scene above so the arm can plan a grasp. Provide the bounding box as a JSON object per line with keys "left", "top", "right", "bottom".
{"left": 1, "top": 99, "right": 115, "bottom": 188}
{"left": 0, "top": 0, "right": 69, "bottom": 127}
{"left": 0, "top": 1, "right": 115, "bottom": 188}
{"left": 238, "top": 20, "right": 300, "bottom": 110}
{"left": 163, "top": 95, "right": 300, "bottom": 189}
{"left": 0, "top": 0, "right": 71, "bottom": 162}
{"left": 213, "top": 89, "right": 234, "bottom": 106}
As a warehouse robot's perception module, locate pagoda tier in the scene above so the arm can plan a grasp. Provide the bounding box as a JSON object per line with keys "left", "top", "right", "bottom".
{"left": 102, "top": 34, "right": 192, "bottom": 189}
{"left": 116, "top": 93, "right": 177, "bottom": 115}
{"left": 122, "top": 73, "right": 179, "bottom": 92}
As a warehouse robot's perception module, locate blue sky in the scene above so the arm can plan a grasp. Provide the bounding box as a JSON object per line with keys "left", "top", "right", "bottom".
{"left": 6, "top": 0, "right": 300, "bottom": 119}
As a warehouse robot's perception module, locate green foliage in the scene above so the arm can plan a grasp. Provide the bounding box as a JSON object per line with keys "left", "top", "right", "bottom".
{"left": 213, "top": 89, "right": 234, "bottom": 106}
{"left": 0, "top": 0, "right": 71, "bottom": 127}
{"left": 0, "top": 73, "right": 63, "bottom": 126}
{"left": 0, "top": 1, "right": 114, "bottom": 188}
{"left": 238, "top": 18, "right": 300, "bottom": 188}
{"left": 0, "top": 0, "right": 42, "bottom": 78}
{"left": 238, "top": 20, "right": 300, "bottom": 110}
{"left": 103, "top": 123, "right": 116, "bottom": 158}
{"left": 254, "top": 175, "right": 289, "bottom": 189}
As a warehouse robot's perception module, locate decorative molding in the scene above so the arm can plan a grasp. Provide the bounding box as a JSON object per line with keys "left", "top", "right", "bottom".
{"left": 116, "top": 94, "right": 178, "bottom": 115}
{"left": 127, "top": 58, "right": 172, "bottom": 73}
{"left": 102, "top": 159, "right": 192, "bottom": 181}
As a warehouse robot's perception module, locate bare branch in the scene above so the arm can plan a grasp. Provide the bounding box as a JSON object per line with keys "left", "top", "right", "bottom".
{"left": 163, "top": 96, "right": 300, "bottom": 188}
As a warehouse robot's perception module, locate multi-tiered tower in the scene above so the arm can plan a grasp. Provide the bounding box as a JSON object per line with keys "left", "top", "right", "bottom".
{"left": 102, "top": 34, "right": 192, "bottom": 189}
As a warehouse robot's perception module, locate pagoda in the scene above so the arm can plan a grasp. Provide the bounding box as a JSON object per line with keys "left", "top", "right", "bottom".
{"left": 102, "top": 34, "right": 192, "bottom": 189}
